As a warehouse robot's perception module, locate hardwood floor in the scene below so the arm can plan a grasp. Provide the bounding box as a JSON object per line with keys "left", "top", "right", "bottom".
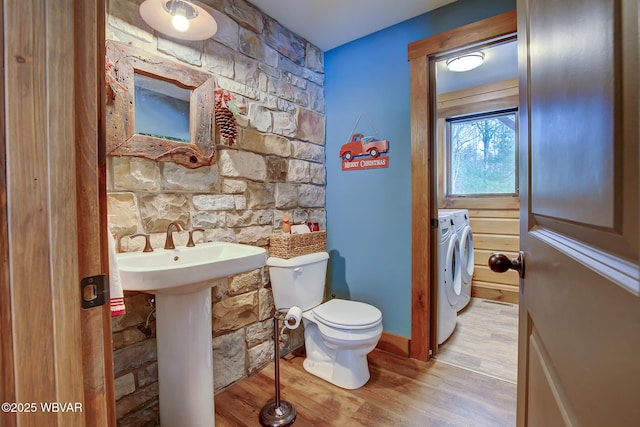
{"left": 215, "top": 298, "right": 518, "bottom": 426}
{"left": 437, "top": 297, "right": 519, "bottom": 383}
{"left": 215, "top": 349, "right": 516, "bottom": 426}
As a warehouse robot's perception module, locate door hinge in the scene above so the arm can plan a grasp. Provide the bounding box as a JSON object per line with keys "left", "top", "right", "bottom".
{"left": 81, "top": 274, "right": 109, "bottom": 309}
{"left": 430, "top": 218, "right": 439, "bottom": 229}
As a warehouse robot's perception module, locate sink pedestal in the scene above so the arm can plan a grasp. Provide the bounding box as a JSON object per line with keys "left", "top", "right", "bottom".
{"left": 116, "top": 241, "right": 268, "bottom": 426}
{"left": 155, "top": 288, "right": 214, "bottom": 427}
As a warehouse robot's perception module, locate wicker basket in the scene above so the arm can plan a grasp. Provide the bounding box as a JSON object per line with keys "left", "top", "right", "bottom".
{"left": 269, "top": 231, "right": 327, "bottom": 259}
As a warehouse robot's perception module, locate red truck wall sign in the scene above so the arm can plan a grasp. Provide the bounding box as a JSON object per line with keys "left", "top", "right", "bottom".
{"left": 340, "top": 133, "right": 389, "bottom": 171}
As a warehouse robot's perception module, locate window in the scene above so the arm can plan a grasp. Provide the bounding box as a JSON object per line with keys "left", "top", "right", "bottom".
{"left": 446, "top": 108, "right": 518, "bottom": 196}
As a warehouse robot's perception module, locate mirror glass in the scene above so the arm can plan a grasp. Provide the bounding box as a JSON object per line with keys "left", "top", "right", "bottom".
{"left": 134, "top": 74, "right": 191, "bottom": 142}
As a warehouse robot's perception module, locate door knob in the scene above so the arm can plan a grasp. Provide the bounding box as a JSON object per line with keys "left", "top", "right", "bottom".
{"left": 488, "top": 251, "right": 525, "bottom": 278}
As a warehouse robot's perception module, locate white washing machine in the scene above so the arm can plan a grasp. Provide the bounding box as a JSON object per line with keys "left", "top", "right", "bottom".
{"left": 437, "top": 214, "right": 461, "bottom": 344}
{"left": 440, "top": 209, "right": 474, "bottom": 312}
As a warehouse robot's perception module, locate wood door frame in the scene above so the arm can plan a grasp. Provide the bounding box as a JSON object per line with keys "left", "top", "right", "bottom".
{"left": 408, "top": 11, "right": 517, "bottom": 361}
{"left": 76, "top": 0, "right": 116, "bottom": 424}
{"left": 1, "top": 1, "right": 113, "bottom": 425}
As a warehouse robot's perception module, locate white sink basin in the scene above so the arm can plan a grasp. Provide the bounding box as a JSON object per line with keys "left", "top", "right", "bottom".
{"left": 114, "top": 241, "right": 267, "bottom": 427}
{"left": 117, "top": 241, "right": 267, "bottom": 294}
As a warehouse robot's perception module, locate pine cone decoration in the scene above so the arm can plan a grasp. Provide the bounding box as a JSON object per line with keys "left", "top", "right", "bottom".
{"left": 215, "top": 88, "right": 244, "bottom": 146}
{"left": 215, "top": 98, "right": 237, "bottom": 145}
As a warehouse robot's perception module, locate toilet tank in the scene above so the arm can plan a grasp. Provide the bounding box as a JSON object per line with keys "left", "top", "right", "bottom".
{"left": 267, "top": 251, "right": 329, "bottom": 310}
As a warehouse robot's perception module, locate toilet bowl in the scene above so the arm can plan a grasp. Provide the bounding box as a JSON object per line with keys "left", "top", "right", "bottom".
{"left": 267, "top": 252, "right": 383, "bottom": 389}
{"left": 302, "top": 299, "right": 383, "bottom": 389}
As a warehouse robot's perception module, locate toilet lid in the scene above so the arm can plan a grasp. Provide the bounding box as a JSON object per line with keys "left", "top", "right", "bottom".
{"left": 312, "top": 299, "right": 382, "bottom": 330}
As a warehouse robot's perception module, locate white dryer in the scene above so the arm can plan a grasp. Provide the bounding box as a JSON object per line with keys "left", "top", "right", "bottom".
{"left": 440, "top": 209, "right": 474, "bottom": 311}
{"left": 437, "top": 214, "right": 461, "bottom": 344}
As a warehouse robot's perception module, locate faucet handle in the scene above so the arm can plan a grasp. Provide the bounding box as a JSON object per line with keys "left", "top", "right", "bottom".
{"left": 130, "top": 233, "right": 153, "bottom": 252}
{"left": 164, "top": 222, "right": 186, "bottom": 250}
{"left": 187, "top": 228, "right": 205, "bottom": 247}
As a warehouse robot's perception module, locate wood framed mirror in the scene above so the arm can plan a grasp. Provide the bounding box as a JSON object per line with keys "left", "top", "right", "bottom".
{"left": 106, "top": 41, "right": 216, "bottom": 168}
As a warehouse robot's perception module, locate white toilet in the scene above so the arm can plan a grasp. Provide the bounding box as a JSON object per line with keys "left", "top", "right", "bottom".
{"left": 267, "top": 251, "right": 383, "bottom": 389}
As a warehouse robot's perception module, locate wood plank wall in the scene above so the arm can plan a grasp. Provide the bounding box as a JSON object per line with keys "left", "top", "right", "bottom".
{"left": 468, "top": 209, "right": 520, "bottom": 303}
{"left": 437, "top": 79, "right": 520, "bottom": 304}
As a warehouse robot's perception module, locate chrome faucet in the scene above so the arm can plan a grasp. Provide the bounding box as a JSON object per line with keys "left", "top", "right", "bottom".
{"left": 164, "top": 222, "right": 184, "bottom": 250}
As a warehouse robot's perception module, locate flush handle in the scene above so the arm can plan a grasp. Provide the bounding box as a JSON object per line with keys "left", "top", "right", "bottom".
{"left": 293, "top": 267, "right": 302, "bottom": 273}
{"left": 488, "top": 251, "right": 525, "bottom": 278}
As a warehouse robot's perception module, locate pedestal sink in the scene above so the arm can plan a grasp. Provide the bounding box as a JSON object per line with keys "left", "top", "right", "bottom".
{"left": 116, "top": 242, "right": 267, "bottom": 427}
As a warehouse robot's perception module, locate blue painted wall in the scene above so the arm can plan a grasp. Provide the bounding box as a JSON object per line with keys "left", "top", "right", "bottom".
{"left": 324, "top": 0, "right": 516, "bottom": 337}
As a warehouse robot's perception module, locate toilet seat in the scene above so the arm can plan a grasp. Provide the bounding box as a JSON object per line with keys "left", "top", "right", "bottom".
{"left": 313, "top": 319, "right": 383, "bottom": 344}
{"left": 311, "top": 299, "right": 382, "bottom": 330}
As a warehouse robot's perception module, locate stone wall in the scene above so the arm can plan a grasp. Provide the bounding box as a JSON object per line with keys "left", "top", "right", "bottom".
{"left": 106, "top": 0, "right": 325, "bottom": 424}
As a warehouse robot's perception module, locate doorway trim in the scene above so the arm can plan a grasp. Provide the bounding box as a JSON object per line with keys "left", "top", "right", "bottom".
{"left": 408, "top": 10, "right": 517, "bottom": 361}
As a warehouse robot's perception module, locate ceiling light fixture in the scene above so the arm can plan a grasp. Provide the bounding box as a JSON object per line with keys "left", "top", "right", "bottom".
{"left": 139, "top": 0, "right": 218, "bottom": 41}
{"left": 446, "top": 52, "right": 485, "bottom": 72}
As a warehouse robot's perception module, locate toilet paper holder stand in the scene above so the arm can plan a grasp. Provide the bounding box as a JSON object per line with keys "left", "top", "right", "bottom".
{"left": 259, "top": 308, "right": 300, "bottom": 427}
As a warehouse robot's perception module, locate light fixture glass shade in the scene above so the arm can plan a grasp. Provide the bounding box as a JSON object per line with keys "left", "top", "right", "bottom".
{"left": 446, "top": 52, "right": 485, "bottom": 72}
{"left": 140, "top": 0, "right": 218, "bottom": 41}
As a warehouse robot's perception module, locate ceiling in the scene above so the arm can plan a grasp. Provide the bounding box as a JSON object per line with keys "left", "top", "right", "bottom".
{"left": 245, "top": 0, "right": 458, "bottom": 51}
{"left": 436, "top": 40, "right": 518, "bottom": 94}
{"left": 244, "top": 0, "right": 517, "bottom": 91}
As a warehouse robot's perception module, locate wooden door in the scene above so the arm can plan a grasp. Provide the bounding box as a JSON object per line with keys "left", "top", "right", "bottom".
{"left": 516, "top": 0, "right": 639, "bottom": 425}
{"left": 0, "top": 1, "right": 113, "bottom": 426}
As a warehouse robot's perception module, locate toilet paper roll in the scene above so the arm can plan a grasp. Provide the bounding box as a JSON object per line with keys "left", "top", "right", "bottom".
{"left": 284, "top": 306, "right": 302, "bottom": 330}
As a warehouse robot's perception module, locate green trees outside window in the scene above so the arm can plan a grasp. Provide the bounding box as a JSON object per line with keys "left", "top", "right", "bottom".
{"left": 447, "top": 109, "right": 518, "bottom": 196}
